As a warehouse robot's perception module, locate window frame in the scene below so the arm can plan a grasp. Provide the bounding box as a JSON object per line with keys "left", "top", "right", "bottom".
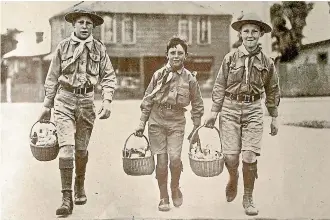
{"left": 178, "top": 16, "right": 192, "bottom": 45}
{"left": 101, "top": 14, "right": 117, "bottom": 44}
{"left": 121, "top": 15, "right": 137, "bottom": 45}
{"left": 197, "top": 16, "right": 211, "bottom": 45}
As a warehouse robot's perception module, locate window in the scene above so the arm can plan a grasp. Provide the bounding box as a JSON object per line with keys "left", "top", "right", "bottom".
{"left": 101, "top": 15, "right": 116, "bottom": 44}
{"left": 197, "top": 16, "right": 211, "bottom": 44}
{"left": 317, "top": 52, "right": 328, "bottom": 64}
{"left": 178, "top": 16, "right": 192, "bottom": 44}
{"left": 122, "top": 15, "right": 136, "bottom": 44}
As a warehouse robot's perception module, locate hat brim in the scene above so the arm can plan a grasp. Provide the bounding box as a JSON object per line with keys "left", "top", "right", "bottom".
{"left": 231, "top": 20, "right": 272, "bottom": 33}
{"left": 65, "top": 12, "right": 104, "bottom": 26}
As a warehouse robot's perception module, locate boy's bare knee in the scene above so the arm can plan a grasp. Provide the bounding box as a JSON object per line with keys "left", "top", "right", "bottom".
{"left": 242, "top": 150, "right": 257, "bottom": 163}
{"left": 169, "top": 154, "right": 181, "bottom": 167}
{"left": 225, "top": 154, "right": 239, "bottom": 167}
{"left": 157, "top": 153, "right": 169, "bottom": 168}
{"left": 59, "top": 145, "right": 74, "bottom": 158}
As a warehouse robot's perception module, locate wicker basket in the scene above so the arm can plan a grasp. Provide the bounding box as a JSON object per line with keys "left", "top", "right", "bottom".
{"left": 188, "top": 125, "right": 224, "bottom": 177}
{"left": 29, "top": 121, "right": 59, "bottom": 162}
{"left": 122, "top": 133, "right": 155, "bottom": 176}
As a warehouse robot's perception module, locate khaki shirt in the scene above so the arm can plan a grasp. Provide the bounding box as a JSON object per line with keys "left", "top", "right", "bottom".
{"left": 43, "top": 35, "right": 116, "bottom": 108}
{"left": 211, "top": 45, "right": 280, "bottom": 117}
{"left": 140, "top": 63, "right": 204, "bottom": 126}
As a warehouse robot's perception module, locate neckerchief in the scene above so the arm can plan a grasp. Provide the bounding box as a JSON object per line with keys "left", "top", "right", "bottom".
{"left": 62, "top": 33, "right": 93, "bottom": 71}
{"left": 238, "top": 45, "right": 262, "bottom": 84}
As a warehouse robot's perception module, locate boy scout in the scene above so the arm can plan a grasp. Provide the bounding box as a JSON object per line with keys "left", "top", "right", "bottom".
{"left": 205, "top": 13, "right": 280, "bottom": 216}
{"left": 38, "top": 8, "right": 116, "bottom": 216}
{"left": 135, "top": 37, "right": 204, "bottom": 211}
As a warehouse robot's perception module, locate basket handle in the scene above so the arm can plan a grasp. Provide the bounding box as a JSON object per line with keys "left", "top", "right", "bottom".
{"left": 29, "top": 120, "right": 56, "bottom": 138}
{"left": 189, "top": 124, "right": 222, "bottom": 153}
{"left": 123, "top": 133, "right": 150, "bottom": 152}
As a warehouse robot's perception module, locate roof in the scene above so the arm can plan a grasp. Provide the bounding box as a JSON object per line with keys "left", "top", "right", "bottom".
{"left": 50, "top": 1, "right": 230, "bottom": 19}
{"left": 3, "top": 43, "right": 50, "bottom": 58}
{"left": 3, "top": 32, "right": 50, "bottom": 59}
{"left": 301, "top": 39, "right": 330, "bottom": 50}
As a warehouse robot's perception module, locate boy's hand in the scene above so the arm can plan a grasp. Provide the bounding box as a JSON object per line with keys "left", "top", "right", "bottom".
{"left": 204, "top": 112, "right": 218, "bottom": 128}
{"left": 188, "top": 125, "right": 200, "bottom": 144}
{"left": 134, "top": 121, "right": 146, "bottom": 137}
{"left": 98, "top": 100, "right": 111, "bottom": 119}
{"left": 39, "top": 107, "right": 51, "bottom": 122}
{"left": 270, "top": 117, "right": 279, "bottom": 136}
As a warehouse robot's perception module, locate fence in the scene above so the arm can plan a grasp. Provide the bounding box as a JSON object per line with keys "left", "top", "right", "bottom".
{"left": 278, "top": 63, "right": 330, "bottom": 97}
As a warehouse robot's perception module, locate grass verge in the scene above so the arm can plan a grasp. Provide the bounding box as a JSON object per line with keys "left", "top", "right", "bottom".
{"left": 284, "top": 120, "right": 330, "bottom": 129}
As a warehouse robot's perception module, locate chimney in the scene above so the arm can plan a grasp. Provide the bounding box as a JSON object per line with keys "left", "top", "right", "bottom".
{"left": 36, "top": 32, "right": 43, "bottom": 44}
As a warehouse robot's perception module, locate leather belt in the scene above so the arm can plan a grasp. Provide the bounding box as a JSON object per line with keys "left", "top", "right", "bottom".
{"left": 158, "top": 103, "right": 184, "bottom": 111}
{"left": 225, "top": 91, "right": 261, "bottom": 103}
{"left": 61, "top": 85, "right": 94, "bottom": 95}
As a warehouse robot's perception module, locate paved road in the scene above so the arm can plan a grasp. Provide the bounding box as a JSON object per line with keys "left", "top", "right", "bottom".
{"left": 1, "top": 98, "right": 330, "bottom": 219}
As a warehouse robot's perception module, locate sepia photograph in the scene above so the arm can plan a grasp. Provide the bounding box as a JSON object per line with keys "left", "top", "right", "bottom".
{"left": 1, "top": 1, "right": 330, "bottom": 219}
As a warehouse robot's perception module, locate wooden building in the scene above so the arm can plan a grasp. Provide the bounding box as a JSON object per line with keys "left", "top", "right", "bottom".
{"left": 46, "top": 1, "right": 232, "bottom": 98}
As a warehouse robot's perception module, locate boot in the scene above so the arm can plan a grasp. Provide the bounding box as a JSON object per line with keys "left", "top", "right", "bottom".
{"left": 170, "top": 162, "right": 183, "bottom": 208}
{"left": 225, "top": 161, "right": 239, "bottom": 202}
{"left": 56, "top": 158, "right": 74, "bottom": 215}
{"left": 74, "top": 152, "right": 88, "bottom": 205}
{"left": 242, "top": 161, "right": 258, "bottom": 216}
{"left": 56, "top": 190, "right": 73, "bottom": 215}
{"left": 156, "top": 165, "right": 170, "bottom": 212}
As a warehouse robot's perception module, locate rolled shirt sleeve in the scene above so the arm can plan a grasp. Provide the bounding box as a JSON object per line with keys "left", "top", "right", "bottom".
{"left": 43, "top": 46, "right": 61, "bottom": 108}
{"left": 99, "top": 46, "right": 117, "bottom": 102}
{"left": 189, "top": 78, "right": 204, "bottom": 126}
{"left": 139, "top": 71, "right": 160, "bottom": 122}
{"left": 264, "top": 59, "right": 280, "bottom": 117}
{"left": 211, "top": 55, "right": 230, "bottom": 113}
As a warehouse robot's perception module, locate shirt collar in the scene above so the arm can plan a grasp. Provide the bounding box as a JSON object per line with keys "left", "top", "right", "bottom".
{"left": 70, "top": 33, "right": 94, "bottom": 51}
{"left": 238, "top": 45, "right": 262, "bottom": 60}
{"left": 165, "top": 62, "right": 184, "bottom": 75}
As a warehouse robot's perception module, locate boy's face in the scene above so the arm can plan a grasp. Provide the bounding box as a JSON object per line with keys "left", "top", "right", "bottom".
{"left": 167, "top": 44, "right": 186, "bottom": 71}
{"left": 240, "top": 23, "right": 263, "bottom": 51}
{"left": 73, "top": 15, "right": 94, "bottom": 40}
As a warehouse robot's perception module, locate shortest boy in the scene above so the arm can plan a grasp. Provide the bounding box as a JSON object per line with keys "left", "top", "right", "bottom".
{"left": 135, "top": 37, "right": 204, "bottom": 211}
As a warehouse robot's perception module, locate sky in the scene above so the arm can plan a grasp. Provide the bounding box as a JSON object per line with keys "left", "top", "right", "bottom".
{"left": 1, "top": 1, "right": 330, "bottom": 47}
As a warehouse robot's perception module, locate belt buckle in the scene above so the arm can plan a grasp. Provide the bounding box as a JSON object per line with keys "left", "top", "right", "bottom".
{"left": 243, "top": 95, "right": 251, "bottom": 103}
{"left": 75, "top": 87, "right": 87, "bottom": 94}
{"left": 165, "top": 103, "right": 172, "bottom": 109}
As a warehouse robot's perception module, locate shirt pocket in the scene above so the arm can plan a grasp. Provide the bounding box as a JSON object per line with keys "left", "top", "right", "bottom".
{"left": 228, "top": 61, "right": 244, "bottom": 85}
{"left": 251, "top": 63, "right": 269, "bottom": 87}
{"left": 176, "top": 86, "right": 190, "bottom": 106}
{"left": 88, "top": 53, "right": 101, "bottom": 76}
{"left": 61, "top": 54, "right": 74, "bottom": 73}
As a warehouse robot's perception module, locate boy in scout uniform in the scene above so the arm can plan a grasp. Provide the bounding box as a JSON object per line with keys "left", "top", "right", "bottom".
{"left": 38, "top": 8, "right": 116, "bottom": 216}
{"left": 205, "top": 13, "right": 280, "bottom": 216}
{"left": 135, "top": 37, "right": 204, "bottom": 211}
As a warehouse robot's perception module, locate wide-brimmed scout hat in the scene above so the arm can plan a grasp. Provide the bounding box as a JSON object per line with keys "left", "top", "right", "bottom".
{"left": 65, "top": 8, "right": 104, "bottom": 26}
{"left": 231, "top": 12, "right": 272, "bottom": 33}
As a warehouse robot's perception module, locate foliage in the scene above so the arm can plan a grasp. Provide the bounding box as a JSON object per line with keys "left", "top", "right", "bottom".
{"left": 270, "top": 1, "right": 314, "bottom": 62}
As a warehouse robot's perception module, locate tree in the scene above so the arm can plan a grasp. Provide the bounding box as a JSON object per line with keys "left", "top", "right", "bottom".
{"left": 1, "top": 28, "right": 22, "bottom": 57}
{"left": 270, "top": 2, "right": 314, "bottom": 62}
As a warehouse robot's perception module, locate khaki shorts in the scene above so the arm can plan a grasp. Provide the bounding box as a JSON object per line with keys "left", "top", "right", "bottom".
{"left": 148, "top": 105, "right": 186, "bottom": 157}
{"left": 220, "top": 97, "right": 264, "bottom": 155}
{"left": 54, "top": 87, "right": 96, "bottom": 150}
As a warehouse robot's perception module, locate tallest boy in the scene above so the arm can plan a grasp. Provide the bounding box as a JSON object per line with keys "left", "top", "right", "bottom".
{"left": 39, "top": 8, "right": 116, "bottom": 216}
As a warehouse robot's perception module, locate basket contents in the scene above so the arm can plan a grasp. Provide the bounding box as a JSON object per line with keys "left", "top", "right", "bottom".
{"left": 190, "top": 144, "right": 222, "bottom": 160}
{"left": 123, "top": 147, "right": 152, "bottom": 158}
{"left": 31, "top": 124, "right": 57, "bottom": 147}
